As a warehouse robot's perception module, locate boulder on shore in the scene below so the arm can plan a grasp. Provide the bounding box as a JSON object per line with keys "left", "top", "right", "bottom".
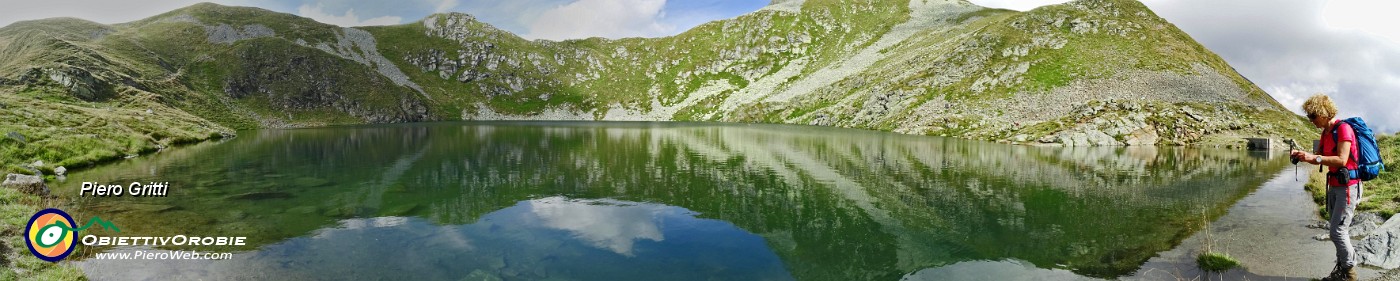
{"left": 2, "top": 173, "right": 50, "bottom": 196}
{"left": 1354, "top": 212, "right": 1386, "bottom": 238}
{"left": 1358, "top": 214, "right": 1400, "bottom": 269}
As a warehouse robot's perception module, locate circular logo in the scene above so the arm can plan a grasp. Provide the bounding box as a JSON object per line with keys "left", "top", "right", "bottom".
{"left": 25, "top": 208, "right": 77, "bottom": 262}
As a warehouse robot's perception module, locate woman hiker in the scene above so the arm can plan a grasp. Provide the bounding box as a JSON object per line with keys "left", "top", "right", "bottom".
{"left": 1290, "top": 94, "right": 1361, "bottom": 281}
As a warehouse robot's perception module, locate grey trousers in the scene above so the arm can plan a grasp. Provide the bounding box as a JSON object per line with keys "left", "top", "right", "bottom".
{"left": 1327, "top": 183, "right": 1362, "bottom": 267}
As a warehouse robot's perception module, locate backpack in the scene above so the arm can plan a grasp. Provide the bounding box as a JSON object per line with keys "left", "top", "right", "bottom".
{"left": 1332, "top": 117, "right": 1386, "bottom": 181}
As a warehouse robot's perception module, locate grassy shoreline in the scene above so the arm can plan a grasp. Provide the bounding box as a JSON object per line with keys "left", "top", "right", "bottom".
{"left": 0, "top": 86, "right": 233, "bottom": 176}
{"left": 1, "top": 86, "right": 233, "bottom": 279}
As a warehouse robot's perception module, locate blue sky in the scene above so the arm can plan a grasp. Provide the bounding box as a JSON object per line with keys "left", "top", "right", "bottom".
{"left": 0, "top": 0, "right": 1397, "bottom": 132}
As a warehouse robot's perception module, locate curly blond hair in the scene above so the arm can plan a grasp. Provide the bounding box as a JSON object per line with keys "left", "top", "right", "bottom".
{"left": 1303, "top": 94, "right": 1337, "bottom": 119}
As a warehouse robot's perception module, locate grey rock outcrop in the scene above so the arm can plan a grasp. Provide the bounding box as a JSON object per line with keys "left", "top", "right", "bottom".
{"left": 311, "top": 27, "right": 426, "bottom": 97}
{"left": 5, "top": 131, "right": 25, "bottom": 143}
{"left": 205, "top": 24, "right": 275, "bottom": 44}
{"left": 45, "top": 67, "right": 113, "bottom": 101}
{"left": 1359, "top": 215, "right": 1400, "bottom": 269}
{"left": 2, "top": 174, "right": 50, "bottom": 196}
{"left": 1314, "top": 213, "right": 1387, "bottom": 241}
{"left": 1354, "top": 212, "right": 1385, "bottom": 237}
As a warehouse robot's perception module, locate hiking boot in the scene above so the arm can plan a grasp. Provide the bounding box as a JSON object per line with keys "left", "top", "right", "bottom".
{"left": 1320, "top": 264, "right": 1357, "bottom": 281}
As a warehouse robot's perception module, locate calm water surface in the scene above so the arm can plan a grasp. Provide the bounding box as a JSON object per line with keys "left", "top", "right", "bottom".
{"left": 61, "top": 122, "right": 1288, "bottom": 280}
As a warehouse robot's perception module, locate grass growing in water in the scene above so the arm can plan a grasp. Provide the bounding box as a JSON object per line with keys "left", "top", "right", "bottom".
{"left": 1196, "top": 252, "right": 1241, "bottom": 272}
{"left": 1195, "top": 210, "right": 1241, "bottom": 272}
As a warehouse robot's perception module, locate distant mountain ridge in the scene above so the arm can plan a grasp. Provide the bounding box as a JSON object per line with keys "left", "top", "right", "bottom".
{"left": 0, "top": 0, "right": 1312, "bottom": 171}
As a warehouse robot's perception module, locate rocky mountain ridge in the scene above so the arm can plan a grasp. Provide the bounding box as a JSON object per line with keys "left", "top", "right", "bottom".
{"left": 0, "top": 0, "right": 1313, "bottom": 172}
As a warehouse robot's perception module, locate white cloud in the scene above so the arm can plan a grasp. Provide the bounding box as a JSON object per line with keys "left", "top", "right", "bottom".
{"left": 297, "top": 2, "right": 403, "bottom": 27}
{"left": 524, "top": 0, "right": 673, "bottom": 41}
{"left": 433, "top": 0, "right": 459, "bottom": 13}
{"left": 1322, "top": 0, "right": 1400, "bottom": 46}
{"left": 527, "top": 197, "right": 668, "bottom": 256}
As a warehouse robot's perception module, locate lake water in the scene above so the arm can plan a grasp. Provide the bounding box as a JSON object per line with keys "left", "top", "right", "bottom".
{"left": 60, "top": 121, "right": 1289, "bottom": 280}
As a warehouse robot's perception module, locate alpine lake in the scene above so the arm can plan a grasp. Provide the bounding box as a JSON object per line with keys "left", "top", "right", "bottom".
{"left": 57, "top": 121, "right": 1294, "bottom": 280}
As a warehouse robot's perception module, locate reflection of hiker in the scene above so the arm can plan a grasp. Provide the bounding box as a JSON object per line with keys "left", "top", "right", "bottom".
{"left": 1289, "top": 94, "right": 1359, "bottom": 281}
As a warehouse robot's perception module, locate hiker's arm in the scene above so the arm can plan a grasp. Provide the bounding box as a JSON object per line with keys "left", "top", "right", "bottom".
{"left": 1319, "top": 141, "right": 1353, "bottom": 168}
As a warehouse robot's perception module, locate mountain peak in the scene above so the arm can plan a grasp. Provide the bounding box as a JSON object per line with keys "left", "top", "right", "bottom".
{"left": 185, "top": 2, "right": 228, "bottom": 10}
{"left": 419, "top": 12, "right": 482, "bottom": 32}
{"left": 418, "top": 12, "right": 522, "bottom": 41}
{"left": 0, "top": 17, "right": 114, "bottom": 42}
{"left": 167, "top": 2, "right": 274, "bottom": 17}
{"left": 423, "top": 12, "right": 477, "bottom": 22}
{"left": 129, "top": 2, "right": 319, "bottom": 28}
{"left": 4, "top": 17, "right": 106, "bottom": 27}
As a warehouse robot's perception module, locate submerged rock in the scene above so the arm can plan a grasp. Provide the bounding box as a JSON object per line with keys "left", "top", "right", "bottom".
{"left": 487, "top": 256, "right": 506, "bottom": 270}
{"left": 322, "top": 206, "right": 367, "bottom": 218}
{"left": 111, "top": 203, "right": 181, "bottom": 213}
{"left": 223, "top": 210, "right": 248, "bottom": 222}
{"left": 464, "top": 269, "right": 502, "bottom": 281}
{"left": 384, "top": 204, "right": 421, "bottom": 216}
{"left": 292, "top": 177, "right": 331, "bottom": 187}
{"left": 2, "top": 173, "right": 50, "bottom": 196}
{"left": 225, "top": 191, "right": 293, "bottom": 200}
{"left": 288, "top": 205, "right": 319, "bottom": 215}
{"left": 196, "top": 178, "right": 231, "bottom": 188}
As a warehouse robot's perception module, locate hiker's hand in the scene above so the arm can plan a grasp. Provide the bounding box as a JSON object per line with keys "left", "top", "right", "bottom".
{"left": 1290, "top": 151, "right": 1316, "bottom": 164}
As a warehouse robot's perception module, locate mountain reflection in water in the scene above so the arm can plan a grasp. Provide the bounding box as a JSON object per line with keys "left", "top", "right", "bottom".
{"left": 65, "top": 122, "right": 1287, "bottom": 280}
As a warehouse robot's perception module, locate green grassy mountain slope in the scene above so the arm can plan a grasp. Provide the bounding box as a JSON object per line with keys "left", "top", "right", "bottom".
{"left": 0, "top": 0, "right": 1312, "bottom": 173}
{"left": 368, "top": 0, "right": 1310, "bottom": 146}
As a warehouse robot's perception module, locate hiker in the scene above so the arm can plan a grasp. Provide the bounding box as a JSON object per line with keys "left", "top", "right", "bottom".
{"left": 1290, "top": 94, "right": 1361, "bottom": 281}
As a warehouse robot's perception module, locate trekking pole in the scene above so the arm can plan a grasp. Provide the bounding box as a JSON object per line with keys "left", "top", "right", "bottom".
{"left": 1286, "top": 139, "right": 1300, "bottom": 181}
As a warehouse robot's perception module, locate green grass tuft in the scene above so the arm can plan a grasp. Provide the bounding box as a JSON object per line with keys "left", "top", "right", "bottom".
{"left": 1195, "top": 251, "right": 1240, "bottom": 272}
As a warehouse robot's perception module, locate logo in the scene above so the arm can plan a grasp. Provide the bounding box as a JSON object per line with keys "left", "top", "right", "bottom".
{"left": 25, "top": 209, "right": 77, "bottom": 262}
{"left": 24, "top": 208, "right": 120, "bottom": 262}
